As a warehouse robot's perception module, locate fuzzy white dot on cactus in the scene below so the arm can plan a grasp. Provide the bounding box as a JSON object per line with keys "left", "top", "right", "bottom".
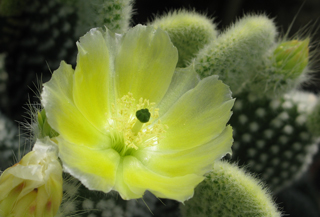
{"left": 271, "top": 118, "right": 283, "bottom": 128}
{"left": 283, "top": 125, "right": 294, "bottom": 134}
{"left": 247, "top": 148, "right": 257, "bottom": 157}
{"left": 60, "top": 200, "right": 77, "bottom": 214}
{"left": 249, "top": 122, "right": 259, "bottom": 132}
{"left": 264, "top": 129, "right": 274, "bottom": 139}
{"left": 242, "top": 133, "right": 252, "bottom": 142}
{"left": 272, "top": 178, "right": 280, "bottom": 184}
{"left": 278, "top": 111, "right": 290, "bottom": 120}
{"left": 296, "top": 114, "right": 307, "bottom": 125}
{"left": 239, "top": 114, "right": 248, "bottom": 124}
{"left": 105, "top": 199, "right": 116, "bottom": 209}
{"left": 96, "top": 200, "right": 109, "bottom": 210}
{"left": 254, "top": 164, "right": 263, "bottom": 172}
{"left": 257, "top": 140, "right": 265, "bottom": 148}
{"left": 82, "top": 199, "right": 95, "bottom": 210}
{"left": 255, "top": 108, "right": 266, "bottom": 117}
{"left": 282, "top": 100, "right": 293, "bottom": 109}
{"left": 292, "top": 142, "right": 302, "bottom": 151}
{"left": 265, "top": 167, "right": 274, "bottom": 175}
{"left": 279, "top": 135, "right": 289, "bottom": 144}
{"left": 284, "top": 151, "right": 293, "bottom": 159}
{"left": 260, "top": 153, "right": 268, "bottom": 162}
{"left": 262, "top": 173, "right": 270, "bottom": 180}
{"left": 270, "top": 145, "right": 279, "bottom": 154}
{"left": 270, "top": 99, "right": 281, "bottom": 110}
{"left": 101, "top": 209, "right": 113, "bottom": 217}
{"left": 234, "top": 100, "right": 243, "bottom": 110}
{"left": 248, "top": 160, "right": 255, "bottom": 166}
{"left": 233, "top": 141, "right": 240, "bottom": 150}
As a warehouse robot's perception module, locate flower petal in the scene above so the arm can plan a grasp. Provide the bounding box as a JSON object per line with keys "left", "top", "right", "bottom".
{"left": 57, "top": 137, "right": 120, "bottom": 193}
{"left": 73, "top": 28, "right": 116, "bottom": 131}
{"left": 157, "top": 65, "right": 199, "bottom": 116}
{"left": 134, "top": 126, "right": 233, "bottom": 177}
{"left": 115, "top": 25, "right": 178, "bottom": 103}
{"left": 113, "top": 159, "right": 142, "bottom": 200}
{"left": 122, "top": 156, "right": 204, "bottom": 202}
{"left": 0, "top": 172, "right": 22, "bottom": 201}
{"left": 42, "top": 61, "right": 108, "bottom": 147}
{"left": 157, "top": 75, "right": 234, "bottom": 151}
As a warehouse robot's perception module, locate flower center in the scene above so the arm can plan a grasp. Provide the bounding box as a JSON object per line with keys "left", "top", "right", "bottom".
{"left": 107, "top": 93, "right": 167, "bottom": 155}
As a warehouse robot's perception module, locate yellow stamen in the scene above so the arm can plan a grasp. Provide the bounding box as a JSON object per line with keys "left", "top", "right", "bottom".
{"left": 106, "top": 92, "right": 167, "bottom": 153}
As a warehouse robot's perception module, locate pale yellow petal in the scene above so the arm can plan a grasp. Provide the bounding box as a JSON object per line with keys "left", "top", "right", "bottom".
{"left": 134, "top": 126, "right": 233, "bottom": 177}
{"left": 122, "top": 156, "right": 204, "bottom": 202}
{"left": 0, "top": 172, "right": 22, "bottom": 200}
{"left": 13, "top": 189, "right": 37, "bottom": 217}
{"left": 57, "top": 137, "right": 120, "bottom": 193}
{"left": 42, "top": 61, "right": 108, "bottom": 147}
{"left": 157, "top": 75, "right": 234, "bottom": 151}
{"left": 115, "top": 25, "right": 178, "bottom": 103}
{"left": 113, "top": 159, "right": 142, "bottom": 200}
{"left": 157, "top": 65, "right": 199, "bottom": 116}
{"left": 73, "top": 28, "right": 116, "bottom": 131}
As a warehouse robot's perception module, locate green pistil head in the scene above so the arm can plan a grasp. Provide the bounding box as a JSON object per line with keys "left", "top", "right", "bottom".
{"left": 136, "top": 108, "right": 151, "bottom": 123}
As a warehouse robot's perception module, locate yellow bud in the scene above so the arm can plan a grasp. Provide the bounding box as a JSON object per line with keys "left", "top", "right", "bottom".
{"left": 0, "top": 138, "right": 63, "bottom": 217}
{"left": 274, "top": 38, "right": 309, "bottom": 78}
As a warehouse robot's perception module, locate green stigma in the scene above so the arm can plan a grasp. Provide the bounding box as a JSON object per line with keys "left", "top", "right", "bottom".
{"left": 136, "top": 108, "right": 151, "bottom": 123}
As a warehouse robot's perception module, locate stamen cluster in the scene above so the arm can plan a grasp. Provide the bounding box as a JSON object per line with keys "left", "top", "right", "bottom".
{"left": 107, "top": 92, "right": 167, "bottom": 152}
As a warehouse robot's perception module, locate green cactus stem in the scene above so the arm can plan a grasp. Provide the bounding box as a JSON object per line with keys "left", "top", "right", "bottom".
{"left": 151, "top": 10, "right": 217, "bottom": 67}
{"left": 181, "top": 161, "right": 281, "bottom": 217}
{"left": 72, "top": 0, "right": 134, "bottom": 36}
{"left": 229, "top": 91, "right": 319, "bottom": 193}
{"left": 193, "top": 14, "right": 277, "bottom": 94}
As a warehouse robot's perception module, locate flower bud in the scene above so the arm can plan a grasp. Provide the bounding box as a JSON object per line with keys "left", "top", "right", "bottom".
{"left": 0, "top": 138, "right": 63, "bottom": 217}
{"left": 36, "top": 109, "right": 59, "bottom": 139}
{"left": 274, "top": 38, "right": 309, "bottom": 78}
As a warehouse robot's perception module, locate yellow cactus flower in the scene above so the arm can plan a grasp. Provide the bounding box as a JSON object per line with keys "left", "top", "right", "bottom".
{"left": 41, "top": 25, "right": 234, "bottom": 202}
{"left": 0, "top": 138, "right": 63, "bottom": 217}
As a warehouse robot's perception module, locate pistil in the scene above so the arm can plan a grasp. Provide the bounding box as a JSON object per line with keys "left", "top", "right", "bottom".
{"left": 132, "top": 108, "right": 151, "bottom": 135}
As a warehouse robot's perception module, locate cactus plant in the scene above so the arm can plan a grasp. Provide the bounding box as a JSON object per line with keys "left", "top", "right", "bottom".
{"left": 1, "top": 0, "right": 78, "bottom": 121}
{"left": 70, "top": 0, "right": 134, "bottom": 36}
{"left": 1, "top": 1, "right": 319, "bottom": 217}
{"left": 194, "top": 15, "right": 277, "bottom": 94}
{"left": 150, "top": 10, "right": 218, "bottom": 67}
{"left": 181, "top": 161, "right": 281, "bottom": 217}
{"left": 0, "top": 111, "right": 25, "bottom": 171}
{"left": 230, "top": 90, "right": 319, "bottom": 192}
